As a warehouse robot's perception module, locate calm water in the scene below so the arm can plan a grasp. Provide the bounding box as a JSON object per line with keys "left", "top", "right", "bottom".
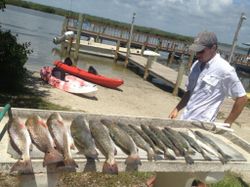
{"left": 1, "top": 5, "right": 250, "bottom": 92}
{"left": 0, "top": 5, "right": 133, "bottom": 79}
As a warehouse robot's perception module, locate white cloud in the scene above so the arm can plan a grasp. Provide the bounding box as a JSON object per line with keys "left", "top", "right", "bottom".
{"left": 24, "top": 0, "right": 250, "bottom": 44}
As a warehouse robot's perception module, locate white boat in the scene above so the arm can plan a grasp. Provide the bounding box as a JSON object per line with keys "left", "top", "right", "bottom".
{"left": 40, "top": 66, "right": 98, "bottom": 97}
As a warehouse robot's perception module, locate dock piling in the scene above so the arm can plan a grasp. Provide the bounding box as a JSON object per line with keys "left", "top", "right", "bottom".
{"left": 73, "top": 13, "right": 84, "bottom": 63}
{"left": 143, "top": 56, "right": 154, "bottom": 80}
{"left": 172, "top": 56, "right": 186, "bottom": 96}
{"left": 114, "top": 40, "right": 120, "bottom": 63}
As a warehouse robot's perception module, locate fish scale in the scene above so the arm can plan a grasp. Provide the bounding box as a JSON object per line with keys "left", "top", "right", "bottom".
{"left": 117, "top": 122, "right": 155, "bottom": 161}
{"left": 25, "top": 114, "right": 64, "bottom": 167}
{"left": 8, "top": 116, "right": 33, "bottom": 174}
{"left": 47, "top": 112, "right": 78, "bottom": 169}
{"left": 70, "top": 115, "right": 98, "bottom": 159}
{"left": 89, "top": 120, "right": 118, "bottom": 174}
{"left": 100, "top": 119, "right": 141, "bottom": 169}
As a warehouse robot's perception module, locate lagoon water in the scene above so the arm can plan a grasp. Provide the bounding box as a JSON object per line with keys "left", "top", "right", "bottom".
{"left": 1, "top": 5, "right": 250, "bottom": 92}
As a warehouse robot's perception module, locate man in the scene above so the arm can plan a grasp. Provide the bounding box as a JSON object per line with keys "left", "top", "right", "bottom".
{"left": 52, "top": 57, "right": 73, "bottom": 80}
{"left": 169, "top": 31, "right": 248, "bottom": 126}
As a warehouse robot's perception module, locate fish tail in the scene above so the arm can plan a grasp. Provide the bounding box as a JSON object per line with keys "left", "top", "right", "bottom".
{"left": 11, "top": 159, "right": 33, "bottom": 174}
{"left": 184, "top": 154, "right": 194, "bottom": 165}
{"left": 188, "top": 148, "right": 196, "bottom": 155}
{"left": 173, "top": 148, "right": 181, "bottom": 157}
{"left": 125, "top": 154, "right": 141, "bottom": 166}
{"left": 102, "top": 160, "right": 118, "bottom": 175}
{"left": 64, "top": 158, "right": 79, "bottom": 168}
{"left": 43, "top": 149, "right": 64, "bottom": 166}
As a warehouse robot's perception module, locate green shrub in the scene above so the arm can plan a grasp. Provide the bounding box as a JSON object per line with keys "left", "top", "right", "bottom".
{"left": 0, "top": 28, "right": 32, "bottom": 92}
{"left": 0, "top": 0, "right": 6, "bottom": 11}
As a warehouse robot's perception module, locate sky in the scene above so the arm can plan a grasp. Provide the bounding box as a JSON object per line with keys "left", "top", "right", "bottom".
{"left": 25, "top": 0, "right": 250, "bottom": 46}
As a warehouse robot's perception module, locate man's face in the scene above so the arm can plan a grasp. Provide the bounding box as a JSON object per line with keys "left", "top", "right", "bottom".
{"left": 196, "top": 45, "right": 216, "bottom": 63}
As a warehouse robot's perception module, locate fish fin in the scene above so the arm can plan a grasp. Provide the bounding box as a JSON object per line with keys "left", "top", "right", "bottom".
{"left": 102, "top": 161, "right": 118, "bottom": 175}
{"left": 188, "top": 148, "right": 196, "bottom": 155}
{"left": 154, "top": 147, "right": 164, "bottom": 155}
{"left": 219, "top": 156, "right": 226, "bottom": 164}
{"left": 43, "top": 149, "right": 64, "bottom": 166}
{"left": 85, "top": 149, "right": 99, "bottom": 160}
{"left": 10, "top": 159, "right": 33, "bottom": 174}
{"left": 70, "top": 143, "right": 76, "bottom": 150}
{"left": 64, "top": 158, "right": 79, "bottom": 168}
{"left": 164, "top": 154, "right": 176, "bottom": 160}
{"left": 125, "top": 154, "right": 141, "bottom": 166}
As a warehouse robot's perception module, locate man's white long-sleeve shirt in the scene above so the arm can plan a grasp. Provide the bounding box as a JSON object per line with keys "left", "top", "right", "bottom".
{"left": 181, "top": 54, "right": 246, "bottom": 122}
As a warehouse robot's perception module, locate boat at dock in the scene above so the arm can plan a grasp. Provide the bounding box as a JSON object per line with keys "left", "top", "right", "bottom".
{"left": 235, "top": 42, "right": 250, "bottom": 74}
{"left": 68, "top": 39, "right": 142, "bottom": 58}
{"left": 54, "top": 60, "right": 124, "bottom": 89}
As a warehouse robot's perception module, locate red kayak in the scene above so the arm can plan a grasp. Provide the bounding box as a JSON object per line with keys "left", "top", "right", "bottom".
{"left": 54, "top": 60, "right": 124, "bottom": 88}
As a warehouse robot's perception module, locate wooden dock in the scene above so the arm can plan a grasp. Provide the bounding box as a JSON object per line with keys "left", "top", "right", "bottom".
{"left": 117, "top": 52, "right": 187, "bottom": 92}
{"left": 67, "top": 38, "right": 188, "bottom": 94}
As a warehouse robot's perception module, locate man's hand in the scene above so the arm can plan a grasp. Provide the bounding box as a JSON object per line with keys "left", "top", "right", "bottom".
{"left": 169, "top": 108, "right": 179, "bottom": 119}
{"left": 224, "top": 95, "right": 248, "bottom": 126}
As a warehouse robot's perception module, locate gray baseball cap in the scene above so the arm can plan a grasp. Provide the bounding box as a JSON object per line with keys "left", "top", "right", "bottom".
{"left": 189, "top": 31, "right": 218, "bottom": 52}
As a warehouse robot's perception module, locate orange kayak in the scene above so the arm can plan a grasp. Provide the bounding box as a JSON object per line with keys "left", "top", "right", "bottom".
{"left": 54, "top": 60, "right": 124, "bottom": 89}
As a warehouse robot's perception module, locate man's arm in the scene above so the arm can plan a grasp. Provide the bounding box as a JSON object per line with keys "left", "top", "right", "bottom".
{"left": 169, "top": 91, "right": 191, "bottom": 119}
{"left": 224, "top": 95, "right": 248, "bottom": 126}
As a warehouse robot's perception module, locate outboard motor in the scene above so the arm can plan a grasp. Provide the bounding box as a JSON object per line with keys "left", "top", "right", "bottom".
{"left": 53, "top": 31, "right": 75, "bottom": 45}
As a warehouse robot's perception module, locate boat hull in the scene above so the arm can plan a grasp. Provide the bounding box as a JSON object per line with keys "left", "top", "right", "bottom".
{"left": 40, "top": 66, "right": 98, "bottom": 97}
{"left": 54, "top": 60, "right": 124, "bottom": 89}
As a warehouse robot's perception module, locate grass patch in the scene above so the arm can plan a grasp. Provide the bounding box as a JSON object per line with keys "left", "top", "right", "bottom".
{"left": 209, "top": 172, "right": 249, "bottom": 187}
{"left": 57, "top": 172, "right": 154, "bottom": 187}
{"left": 0, "top": 71, "right": 70, "bottom": 111}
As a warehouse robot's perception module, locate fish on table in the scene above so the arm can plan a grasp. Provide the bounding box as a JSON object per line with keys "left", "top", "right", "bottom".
{"left": 195, "top": 130, "right": 231, "bottom": 163}
{"left": 162, "top": 128, "right": 194, "bottom": 164}
{"left": 70, "top": 115, "right": 98, "bottom": 159}
{"left": 25, "top": 114, "right": 64, "bottom": 167}
{"left": 47, "top": 112, "right": 78, "bottom": 169}
{"left": 141, "top": 124, "right": 175, "bottom": 160}
{"left": 8, "top": 116, "right": 33, "bottom": 174}
{"left": 117, "top": 122, "right": 155, "bottom": 161}
{"left": 187, "top": 129, "right": 226, "bottom": 164}
{"left": 178, "top": 131, "right": 211, "bottom": 161}
{"left": 89, "top": 120, "right": 118, "bottom": 174}
{"left": 164, "top": 127, "right": 195, "bottom": 155}
{"left": 129, "top": 124, "right": 163, "bottom": 155}
{"left": 100, "top": 119, "right": 141, "bottom": 170}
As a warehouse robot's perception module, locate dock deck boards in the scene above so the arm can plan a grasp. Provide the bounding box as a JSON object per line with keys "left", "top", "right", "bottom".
{"left": 118, "top": 52, "right": 188, "bottom": 92}
{"left": 71, "top": 40, "right": 188, "bottom": 92}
